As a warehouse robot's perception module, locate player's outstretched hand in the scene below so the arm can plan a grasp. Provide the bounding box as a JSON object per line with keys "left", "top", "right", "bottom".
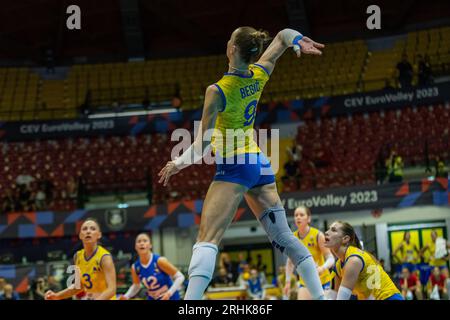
{"left": 118, "top": 295, "right": 129, "bottom": 300}
{"left": 44, "top": 290, "right": 57, "bottom": 300}
{"left": 158, "top": 160, "right": 181, "bottom": 186}
{"left": 294, "top": 37, "right": 325, "bottom": 58}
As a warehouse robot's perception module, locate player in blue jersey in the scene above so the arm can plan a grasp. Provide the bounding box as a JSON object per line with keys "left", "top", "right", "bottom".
{"left": 120, "top": 233, "right": 185, "bottom": 300}
{"left": 159, "top": 26, "right": 325, "bottom": 300}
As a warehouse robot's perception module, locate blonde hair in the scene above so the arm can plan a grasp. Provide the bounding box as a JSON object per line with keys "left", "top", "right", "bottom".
{"left": 234, "top": 26, "right": 271, "bottom": 64}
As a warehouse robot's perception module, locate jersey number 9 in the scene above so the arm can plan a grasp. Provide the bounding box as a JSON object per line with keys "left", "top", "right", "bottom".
{"left": 244, "top": 100, "right": 257, "bottom": 127}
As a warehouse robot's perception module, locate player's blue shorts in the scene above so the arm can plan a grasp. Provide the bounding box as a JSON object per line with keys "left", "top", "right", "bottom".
{"left": 299, "top": 281, "right": 331, "bottom": 290}
{"left": 214, "top": 152, "right": 275, "bottom": 189}
{"left": 385, "top": 293, "right": 404, "bottom": 300}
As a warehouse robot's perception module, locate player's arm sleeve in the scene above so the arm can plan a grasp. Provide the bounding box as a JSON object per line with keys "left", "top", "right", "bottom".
{"left": 167, "top": 271, "right": 185, "bottom": 296}
{"left": 173, "top": 85, "right": 221, "bottom": 169}
{"left": 256, "top": 29, "right": 303, "bottom": 75}
{"left": 124, "top": 265, "right": 141, "bottom": 299}
{"left": 157, "top": 257, "right": 186, "bottom": 296}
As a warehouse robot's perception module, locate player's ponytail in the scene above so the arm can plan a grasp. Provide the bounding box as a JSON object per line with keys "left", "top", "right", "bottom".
{"left": 235, "top": 27, "right": 271, "bottom": 64}
{"left": 337, "top": 221, "right": 362, "bottom": 249}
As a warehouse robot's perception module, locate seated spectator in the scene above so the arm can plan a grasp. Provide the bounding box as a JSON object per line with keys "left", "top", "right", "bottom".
{"left": 66, "top": 176, "right": 78, "bottom": 199}
{"left": 286, "top": 142, "right": 302, "bottom": 163}
{"left": 427, "top": 267, "right": 448, "bottom": 300}
{"left": 0, "top": 284, "right": 20, "bottom": 300}
{"left": 29, "top": 277, "right": 48, "bottom": 300}
{"left": 246, "top": 268, "right": 265, "bottom": 300}
{"left": 212, "top": 267, "right": 234, "bottom": 288}
{"left": 400, "top": 267, "right": 423, "bottom": 300}
{"left": 1, "top": 189, "right": 15, "bottom": 214}
{"left": 35, "top": 186, "right": 47, "bottom": 211}
{"left": 16, "top": 173, "right": 35, "bottom": 188}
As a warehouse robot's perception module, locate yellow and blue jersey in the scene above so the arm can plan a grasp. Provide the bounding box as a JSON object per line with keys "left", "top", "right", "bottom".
{"left": 333, "top": 246, "right": 401, "bottom": 300}
{"left": 75, "top": 245, "right": 114, "bottom": 299}
{"left": 294, "top": 227, "right": 332, "bottom": 287}
{"left": 401, "top": 241, "right": 419, "bottom": 264}
{"left": 428, "top": 242, "right": 447, "bottom": 267}
{"left": 211, "top": 64, "right": 270, "bottom": 158}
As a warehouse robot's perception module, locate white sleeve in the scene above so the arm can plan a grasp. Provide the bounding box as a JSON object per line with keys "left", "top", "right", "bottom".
{"left": 336, "top": 286, "right": 353, "bottom": 300}
{"left": 173, "top": 121, "right": 211, "bottom": 170}
{"left": 320, "top": 253, "right": 336, "bottom": 270}
{"left": 167, "top": 271, "right": 185, "bottom": 296}
{"left": 124, "top": 283, "right": 141, "bottom": 299}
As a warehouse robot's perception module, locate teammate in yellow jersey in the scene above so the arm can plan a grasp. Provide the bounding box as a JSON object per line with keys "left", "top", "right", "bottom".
{"left": 159, "top": 26, "right": 325, "bottom": 300}
{"left": 324, "top": 221, "right": 403, "bottom": 300}
{"left": 393, "top": 231, "right": 420, "bottom": 272}
{"left": 44, "top": 218, "right": 117, "bottom": 300}
{"left": 284, "top": 206, "right": 334, "bottom": 299}
{"left": 421, "top": 230, "right": 450, "bottom": 278}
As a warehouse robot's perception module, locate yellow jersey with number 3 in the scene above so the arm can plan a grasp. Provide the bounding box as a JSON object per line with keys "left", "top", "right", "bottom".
{"left": 211, "top": 64, "right": 270, "bottom": 158}
{"left": 333, "top": 246, "right": 400, "bottom": 300}
{"left": 75, "top": 245, "right": 113, "bottom": 299}
{"left": 294, "top": 227, "right": 332, "bottom": 286}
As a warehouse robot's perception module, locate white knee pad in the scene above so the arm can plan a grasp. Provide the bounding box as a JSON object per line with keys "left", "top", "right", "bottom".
{"left": 188, "top": 242, "right": 218, "bottom": 280}
{"left": 259, "top": 206, "right": 311, "bottom": 266}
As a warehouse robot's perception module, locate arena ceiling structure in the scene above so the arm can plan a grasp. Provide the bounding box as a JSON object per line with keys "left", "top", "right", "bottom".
{"left": 0, "top": 0, "right": 449, "bottom": 66}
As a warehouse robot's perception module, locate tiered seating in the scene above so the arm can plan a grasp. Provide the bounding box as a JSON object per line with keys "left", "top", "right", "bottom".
{"left": 0, "top": 134, "right": 216, "bottom": 209}
{"left": 1, "top": 103, "right": 449, "bottom": 209}
{"left": 0, "top": 68, "right": 39, "bottom": 122}
{"left": 6, "top": 25, "right": 450, "bottom": 122}
{"left": 363, "top": 26, "right": 450, "bottom": 91}
{"left": 262, "top": 40, "right": 366, "bottom": 102}
{"left": 67, "top": 57, "right": 227, "bottom": 111}
{"left": 0, "top": 39, "right": 367, "bottom": 121}
{"left": 284, "top": 103, "right": 450, "bottom": 192}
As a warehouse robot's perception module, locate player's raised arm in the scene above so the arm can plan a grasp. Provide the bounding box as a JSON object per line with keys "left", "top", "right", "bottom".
{"left": 158, "top": 85, "right": 222, "bottom": 186}
{"left": 257, "top": 28, "right": 325, "bottom": 75}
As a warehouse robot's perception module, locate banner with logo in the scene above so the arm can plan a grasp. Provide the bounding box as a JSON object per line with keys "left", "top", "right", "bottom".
{"left": 1, "top": 82, "right": 449, "bottom": 141}
{"left": 0, "top": 178, "right": 448, "bottom": 240}
{"left": 318, "top": 82, "right": 450, "bottom": 117}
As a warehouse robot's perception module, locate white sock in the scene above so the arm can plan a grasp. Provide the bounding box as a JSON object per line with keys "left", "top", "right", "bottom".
{"left": 184, "top": 242, "right": 218, "bottom": 300}
{"left": 296, "top": 256, "right": 325, "bottom": 300}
